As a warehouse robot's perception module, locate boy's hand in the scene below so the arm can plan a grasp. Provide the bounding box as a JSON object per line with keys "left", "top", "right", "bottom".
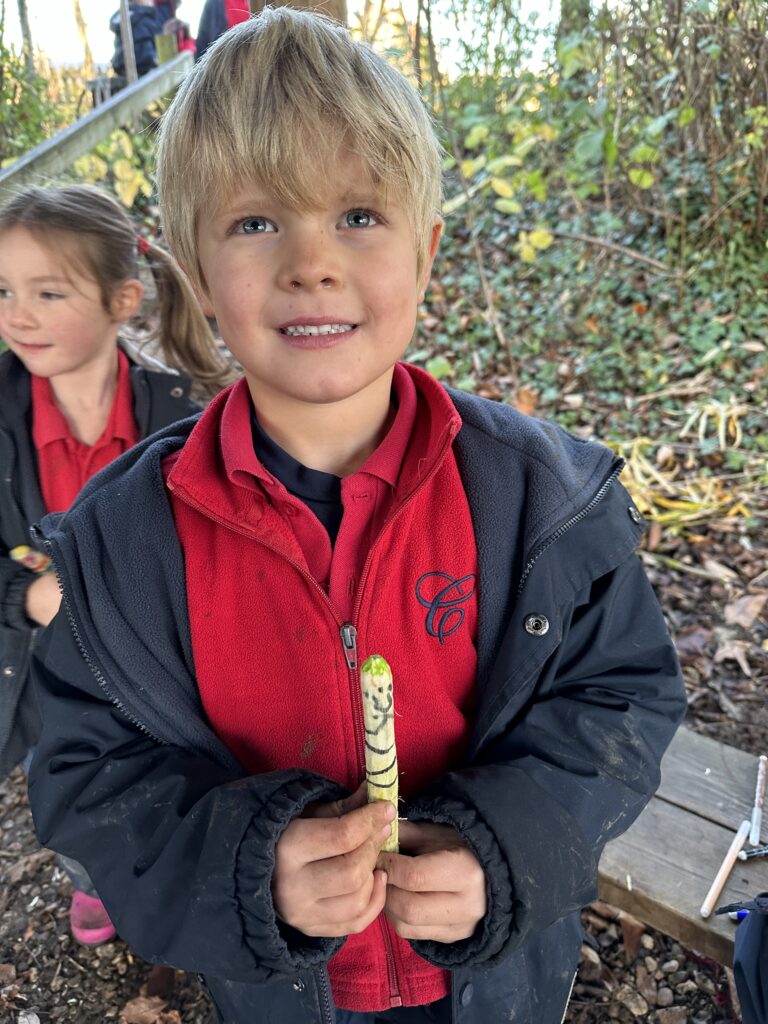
{"left": 25, "top": 573, "right": 62, "bottom": 627}
{"left": 272, "top": 787, "right": 395, "bottom": 939}
{"left": 377, "top": 821, "right": 487, "bottom": 943}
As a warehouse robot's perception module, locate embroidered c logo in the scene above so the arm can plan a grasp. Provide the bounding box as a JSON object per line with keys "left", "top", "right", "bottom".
{"left": 415, "top": 571, "right": 476, "bottom": 644}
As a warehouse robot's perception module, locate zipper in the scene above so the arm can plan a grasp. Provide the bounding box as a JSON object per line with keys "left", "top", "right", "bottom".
{"left": 34, "top": 530, "right": 166, "bottom": 746}
{"left": 516, "top": 463, "right": 623, "bottom": 598}
{"left": 380, "top": 917, "right": 403, "bottom": 1008}
{"left": 339, "top": 622, "right": 366, "bottom": 774}
{"left": 318, "top": 968, "right": 334, "bottom": 1024}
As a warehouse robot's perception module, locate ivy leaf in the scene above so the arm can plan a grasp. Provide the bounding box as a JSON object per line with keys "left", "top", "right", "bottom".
{"left": 460, "top": 155, "right": 486, "bottom": 179}
{"left": 574, "top": 129, "right": 606, "bottom": 166}
{"left": 464, "top": 123, "right": 490, "bottom": 150}
{"left": 629, "top": 143, "right": 660, "bottom": 163}
{"left": 529, "top": 228, "right": 554, "bottom": 251}
{"left": 628, "top": 167, "right": 654, "bottom": 189}
{"left": 490, "top": 177, "right": 515, "bottom": 198}
{"left": 486, "top": 155, "right": 523, "bottom": 173}
{"left": 426, "top": 356, "right": 453, "bottom": 380}
{"left": 494, "top": 198, "right": 522, "bottom": 214}
{"left": 678, "top": 106, "right": 696, "bottom": 127}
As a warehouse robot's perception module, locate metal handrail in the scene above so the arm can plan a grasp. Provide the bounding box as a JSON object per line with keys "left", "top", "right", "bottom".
{"left": 0, "top": 51, "right": 193, "bottom": 195}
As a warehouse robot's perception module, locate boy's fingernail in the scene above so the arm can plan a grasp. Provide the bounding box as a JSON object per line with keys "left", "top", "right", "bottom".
{"left": 380, "top": 823, "right": 392, "bottom": 839}
{"left": 385, "top": 802, "right": 397, "bottom": 821}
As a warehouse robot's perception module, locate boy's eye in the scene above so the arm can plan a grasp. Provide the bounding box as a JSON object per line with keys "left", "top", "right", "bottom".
{"left": 235, "top": 216, "right": 276, "bottom": 234}
{"left": 343, "top": 209, "right": 380, "bottom": 228}
{"left": 0, "top": 288, "right": 10, "bottom": 299}
{"left": 41, "top": 291, "right": 64, "bottom": 300}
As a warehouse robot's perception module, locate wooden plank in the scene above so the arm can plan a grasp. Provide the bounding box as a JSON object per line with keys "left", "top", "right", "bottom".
{"left": 599, "top": 793, "right": 768, "bottom": 963}
{"left": 657, "top": 727, "right": 762, "bottom": 833}
{"left": 0, "top": 52, "right": 193, "bottom": 194}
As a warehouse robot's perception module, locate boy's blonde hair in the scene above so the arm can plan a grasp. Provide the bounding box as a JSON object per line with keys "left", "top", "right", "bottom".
{"left": 156, "top": 7, "right": 443, "bottom": 295}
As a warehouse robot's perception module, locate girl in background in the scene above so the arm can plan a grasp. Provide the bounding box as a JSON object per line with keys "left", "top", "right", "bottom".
{"left": 0, "top": 183, "right": 232, "bottom": 945}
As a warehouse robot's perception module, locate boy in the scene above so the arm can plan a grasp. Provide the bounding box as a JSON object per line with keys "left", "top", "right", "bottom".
{"left": 28, "top": 9, "right": 686, "bottom": 1023}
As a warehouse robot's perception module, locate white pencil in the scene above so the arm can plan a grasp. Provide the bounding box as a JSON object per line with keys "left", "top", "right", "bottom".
{"left": 749, "top": 755, "right": 767, "bottom": 846}
{"left": 700, "top": 819, "right": 750, "bottom": 919}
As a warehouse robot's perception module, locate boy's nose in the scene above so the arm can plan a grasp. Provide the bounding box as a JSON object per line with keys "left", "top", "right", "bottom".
{"left": 278, "top": 229, "right": 342, "bottom": 293}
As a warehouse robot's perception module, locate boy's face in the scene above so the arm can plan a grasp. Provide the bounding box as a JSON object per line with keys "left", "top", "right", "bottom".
{"left": 196, "top": 156, "right": 441, "bottom": 413}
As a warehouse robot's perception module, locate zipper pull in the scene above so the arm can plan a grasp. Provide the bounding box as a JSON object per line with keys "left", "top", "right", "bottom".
{"left": 340, "top": 623, "right": 358, "bottom": 671}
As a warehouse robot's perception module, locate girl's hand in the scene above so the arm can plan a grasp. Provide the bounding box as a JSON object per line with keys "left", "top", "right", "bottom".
{"left": 272, "top": 788, "right": 395, "bottom": 939}
{"left": 24, "top": 573, "right": 62, "bottom": 627}
{"left": 377, "top": 821, "right": 487, "bottom": 943}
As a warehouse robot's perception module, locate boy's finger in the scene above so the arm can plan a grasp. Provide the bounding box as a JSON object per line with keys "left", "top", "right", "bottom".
{"left": 302, "top": 869, "right": 388, "bottom": 938}
{"left": 288, "top": 801, "right": 395, "bottom": 863}
{"left": 378, "top": 847, "right": 476, "bottom": 893}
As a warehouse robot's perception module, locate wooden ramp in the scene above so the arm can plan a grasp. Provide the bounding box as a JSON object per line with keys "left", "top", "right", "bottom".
{"left": 598, "top": 726, "right": 768, "bottom": 963}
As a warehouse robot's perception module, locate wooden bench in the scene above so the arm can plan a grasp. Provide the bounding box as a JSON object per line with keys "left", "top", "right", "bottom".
{"left": 598, "top": 726, "right": 768, "bottom": 964}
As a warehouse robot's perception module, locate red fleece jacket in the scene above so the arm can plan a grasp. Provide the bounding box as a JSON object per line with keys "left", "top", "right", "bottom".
{"left": 165, "top": 363, "right": 479, "bottom": 1012}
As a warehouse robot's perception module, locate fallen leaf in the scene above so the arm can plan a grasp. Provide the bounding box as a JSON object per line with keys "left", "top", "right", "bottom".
{"left": 144, "top": 966, "right": 177, "bottom": 1000}
{"left": 633, "top": 302, "right": 649, "bottom": 316}
{"left": 714, "top": 641, "right": 752, "bottom": 677}
{"left": 619, "top": 911, "right": 646, "bottom": 960}
{"left": 724, "top": 593, "right": 768, "bottom": 630}
{"left": 584, "top": 316, "right": 600, "bottom": 334}
{"left": 675, "top": 625, "right": 712, "bottom": 658}
{"left": 0, "top": 964, "right": 16, "bottom": 986}
{"left": 512, "top": 387, "right": 539, "bottom": 416}
{"left": 7, "top": 849, "right": 54, "bottom": 885}
{"left": 119, "top": 996, "right": 177, "bottom": 1024}
{"left": 18, "top": 1013, "right": 41, "bottom": 1024}
{"left": 700, "top": 558, "right": 740, "bottom": 583}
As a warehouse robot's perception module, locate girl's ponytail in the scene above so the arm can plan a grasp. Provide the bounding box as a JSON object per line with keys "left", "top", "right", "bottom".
{"left": 137, "top": 238, "right": 236, "bottom": 398}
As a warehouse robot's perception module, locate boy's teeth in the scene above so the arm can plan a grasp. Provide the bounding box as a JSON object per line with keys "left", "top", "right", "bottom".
{"left": 282, "top": 324, "right": 354, "bottom": 336}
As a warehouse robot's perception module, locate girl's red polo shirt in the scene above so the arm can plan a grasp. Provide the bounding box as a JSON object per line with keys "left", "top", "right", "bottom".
{"left": 32, "top": 349, "right": 139, "bottom": 513}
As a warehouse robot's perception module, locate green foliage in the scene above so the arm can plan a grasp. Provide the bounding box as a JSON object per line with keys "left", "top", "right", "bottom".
{"left": 70, "top": 103, "right": 166, "bottom": 212}
{"left": 0, "top": 23, "right": 63, "bottom": 164}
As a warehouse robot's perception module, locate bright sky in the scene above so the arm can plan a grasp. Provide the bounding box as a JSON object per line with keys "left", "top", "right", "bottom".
{"left": 2, "top": 0, "right": 553, "bottom": 68}
{"left": 3, "top": 1, "right": 209, "bottom": 66}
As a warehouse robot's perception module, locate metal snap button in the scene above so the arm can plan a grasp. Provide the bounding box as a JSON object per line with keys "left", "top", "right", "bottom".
{"left": 460, "top": 982, "right": 474, "bottom": 1006}
{"left": 524, "top": 614, "right": 549, "bottom": 637}
{"left": 628, "top": 506, "right": 643, "bottom": 525}
{"left": 170, "top": 386, "right": 184, "bottom": 399}
{"left": 2, "top": 666, "right": 14, "bottom": 677}
{"left": 292, "top": 979, "right": 305, "bottom": 992}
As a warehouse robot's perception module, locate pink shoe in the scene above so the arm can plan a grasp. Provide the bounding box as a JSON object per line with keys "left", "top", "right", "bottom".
{"left": 69, "top": 890, "right": 117, "bottom": 946}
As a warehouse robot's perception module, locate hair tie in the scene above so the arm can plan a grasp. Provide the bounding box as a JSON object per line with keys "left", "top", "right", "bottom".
{"left": 137, "top": 235, "right": 150, "bottom": 257}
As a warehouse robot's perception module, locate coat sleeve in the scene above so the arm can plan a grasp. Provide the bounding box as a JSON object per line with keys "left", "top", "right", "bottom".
{"left": 0, "top": 546, "right": 36, "bottom": 631}
{"left": 405, "top": 553, "right": 686, "bottom": 969}
{"left": 28, "top": 612, "right": 348, "bottom": 981}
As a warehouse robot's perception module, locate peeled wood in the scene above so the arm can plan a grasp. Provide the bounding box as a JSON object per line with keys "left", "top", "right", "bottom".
{"left": 360, "top": 655, "right": 398, "bottom": 852}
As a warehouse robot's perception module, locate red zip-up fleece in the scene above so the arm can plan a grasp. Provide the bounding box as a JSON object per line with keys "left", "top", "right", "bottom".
{"left": 164, "top": 363, "right": 479, "bottom": 1012}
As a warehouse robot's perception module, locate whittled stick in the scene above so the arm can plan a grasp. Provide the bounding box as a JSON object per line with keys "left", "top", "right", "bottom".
{"left": 749, "top": 755, "right": 767, "bottom": 846}
{"left": 700, "top": 820, "right": 750, "bottom": 919}
{"left": 360, "top": 655, "right": 399, "bottom": 852}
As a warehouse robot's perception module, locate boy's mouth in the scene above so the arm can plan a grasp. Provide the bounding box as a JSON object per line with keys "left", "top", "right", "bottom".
{"left": 280, "top": 322, "right": 356, "bottom": 337}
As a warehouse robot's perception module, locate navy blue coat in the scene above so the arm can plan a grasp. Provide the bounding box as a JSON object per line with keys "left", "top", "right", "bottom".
{"left": 28, "top": 387, "right": 687, "bottom": 1023}
{"left": 0, "top": 349, "right": 197, "bottom": 780}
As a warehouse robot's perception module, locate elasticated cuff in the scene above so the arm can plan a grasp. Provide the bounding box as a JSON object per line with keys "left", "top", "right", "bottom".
{"left": 3, "top": 571, "right": 37, "bottom": 630}
{"left": 404, "top": 793, "right": 516, "bottom": 969}
{"left": 236, "top": 772, "right": 348, "bottom": 973}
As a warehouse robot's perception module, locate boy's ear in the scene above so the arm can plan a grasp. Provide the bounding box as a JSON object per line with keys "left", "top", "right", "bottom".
{"left": 110, "top": 278, "right": 144, "bottom": 323}
{"left": 418, "top": 220, "right": 443, "bottom": 303}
